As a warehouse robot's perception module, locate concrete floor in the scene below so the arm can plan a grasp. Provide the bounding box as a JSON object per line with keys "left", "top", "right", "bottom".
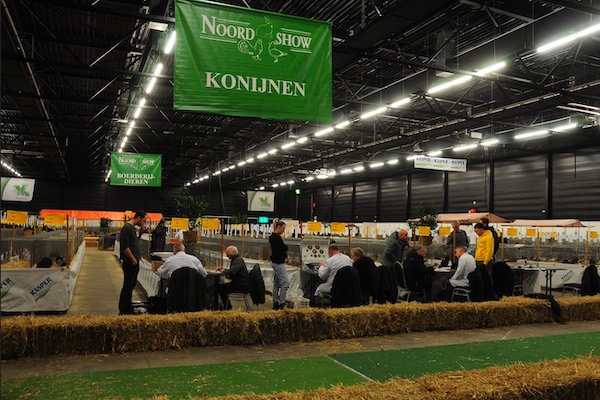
{"left": 2, "top": 247, "right": 599, "bottom": 381}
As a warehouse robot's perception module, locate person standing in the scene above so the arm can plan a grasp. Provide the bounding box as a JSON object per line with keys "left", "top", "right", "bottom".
{"left": 381, "top": 228, "right": 409, "bottom": 268}
{"left": 444, "top": 221, "right": 469, "bottom": 266}
{"left": 479, "top": 217, "right": 499, "bottom": 256}
{"left": 474, "top": 222, "right": 494, "bottom": 272}
{"left": 151, "top": 218, "right": 167, "bottom": 253}
{"left": 269, "top": 220, "right": 289, "bottom": 310}
{"left": 119, "top": 210, "right": 147, "bottom": 315}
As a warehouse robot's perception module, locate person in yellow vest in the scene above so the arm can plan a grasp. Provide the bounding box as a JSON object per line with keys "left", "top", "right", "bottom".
{"left": 474, "top": 222, "right": 495, "bottom": 277}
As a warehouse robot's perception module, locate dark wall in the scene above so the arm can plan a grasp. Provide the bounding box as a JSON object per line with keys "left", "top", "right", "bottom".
{"left": 5, "top": 147, "right": 600, "bottom": 221}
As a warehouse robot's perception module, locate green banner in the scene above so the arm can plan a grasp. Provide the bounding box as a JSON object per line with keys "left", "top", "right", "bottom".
{"left": 110, "top": 152, "right": 162, "bottom": 187}
{"left": 174, "top": 0, "right": 332, "bottom": 123}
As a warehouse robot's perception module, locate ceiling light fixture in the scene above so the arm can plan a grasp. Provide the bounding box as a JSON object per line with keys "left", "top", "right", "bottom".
{"left": 296, "top": 137, "right": 308, "bottom": 143}
{"left": 353, "top": 165, "right": 364, "bottom": 172}
{"left": 370, "top": 162, "right": 384, "bottom": 168}
{"left": 428, "top": 150, "right": 442, "bottom": 156}
{"left": 406, "top": 155, "right": 417, "bottom": 160}
{"left": 453, "top": 143, "right": 478, "bottom": 152}
{"left": 427, "top": 75, "right": 472, "bottom": 94}
{"left": 480, "top": 139, "right": 499, "bottom": 146}
{"left": 246, "top": 157, "right": 254, "bottom": 163}
{"left": 360, "top": 106, "right": 387, "bottom": 120}
{"left": 552, "top": 123, "right": 577, "bottom": 132}
{"left": 474, "top": 61, "right": 506, "bottom": 76}
{"left": 537, "top": 22, "right": 600, "bottom": 53}
{"left": 314, "top": 127, "right": 334, "bottom": 137}
{"left": 164, "top": 31, "right": 176, "bottom": 54}
{"left": 390, "top": 97, "right": 411, "bottom": 108}
{"left": 237, "top": 161, "right": 246, "bottom": 166}
{"left": 335, "top": 121, "right": 351, "bottom": 129}
{"left": 340, "top": 168, "right": 354, "bottom": 174}
{"left": 386, "top": 159, "right": 399, "bottom": 165}
{"left": 257, "top": 152, "right": 268, "bottom": 159}
{"left": 514, "top": 130, "right": 549, "bottom": 140}
{"left": 304, "top": 176, "right": 314, "bottom": 182}
{"left": 281, "top": 142, "right": 296, "bottom": 150}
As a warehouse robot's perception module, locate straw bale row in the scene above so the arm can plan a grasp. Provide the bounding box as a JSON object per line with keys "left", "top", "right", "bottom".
{"left": 2, "top": 296, "right": 599, "bottom": 359}
{"left": 191, "top": 356, "right": 600, "bottom": 400}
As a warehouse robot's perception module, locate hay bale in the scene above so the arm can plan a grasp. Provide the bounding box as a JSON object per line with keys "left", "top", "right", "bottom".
{"left": 199, "top": 356, "right": 600, "bottom": 400}
{"left": 2, "top": 297, "right": 599, "bottom": 359}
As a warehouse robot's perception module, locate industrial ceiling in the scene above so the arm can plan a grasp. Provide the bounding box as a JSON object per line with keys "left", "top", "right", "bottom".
{"left": 2, "top": 0, "right": 599, "bottom": 190}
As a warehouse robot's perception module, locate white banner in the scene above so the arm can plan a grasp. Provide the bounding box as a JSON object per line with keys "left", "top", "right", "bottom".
{"left": 414, "top": 156, "right": 467, "bottom": 172}
{"left": 247, "top": 190, "right": 275, "bottom": 212}
{"left": 1, "top": 177, "right": 35, "bottom": 202}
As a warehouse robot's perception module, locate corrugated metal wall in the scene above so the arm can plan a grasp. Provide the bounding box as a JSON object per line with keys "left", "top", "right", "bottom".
{"left": 331, "top": 184, "right": 353, "bottom": 221}
{"left": 553, "top": 149, "right": 600, "bottom": 219}
{"left": 494, "top": 155, "right": 547, "bottom": 219}
{"left": 409, "top": 171, "right": 444, "bottom": 218}
{"left": 447, "top": 163, "right": 488, "bottom": 212}
{"left": 380, "top": 176, "right": 407, "bottom": 221}
{"left": 354, "top": 181, "right": 378, "bottom": 221}
{"left": 6, "top": 147, "right": 599, "bottom": 221}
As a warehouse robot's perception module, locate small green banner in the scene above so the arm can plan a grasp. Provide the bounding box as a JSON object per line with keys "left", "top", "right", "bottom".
{"left": 175, "top": 0, "right": 332, "bottom": 123}
{"left": 110, "top": 152, "right": 162, "bottom": 187}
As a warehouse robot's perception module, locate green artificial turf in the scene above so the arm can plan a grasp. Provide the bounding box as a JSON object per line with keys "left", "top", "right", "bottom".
{"left": 331, "top": 331, "right": 600, "bottom": 381}
{"left": 2, "top": 331, "right": 598, "bottom": 400}
{"left": 1, "top": 357, "right": 365, "bottom": 400}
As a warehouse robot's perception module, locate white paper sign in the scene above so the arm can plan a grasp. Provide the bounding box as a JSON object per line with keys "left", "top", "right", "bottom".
{"left": 414, "top": 156, "right": 466, "bottom": 172}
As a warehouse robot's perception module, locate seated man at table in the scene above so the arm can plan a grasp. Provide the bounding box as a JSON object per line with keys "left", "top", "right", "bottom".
{"left": 403, "top": 246, "right": 433, "bottom": 301}
{"left": 314, "top": 244, "right": 352, "bottom": 302}
{"left": 444, "top": 245, "right": 476, "bottom": 301}
{"left": 156, "top": 242, "right": 207, "bottom": 279}
{"left": 216, "top": 245, "right": 249, "bottom": 310}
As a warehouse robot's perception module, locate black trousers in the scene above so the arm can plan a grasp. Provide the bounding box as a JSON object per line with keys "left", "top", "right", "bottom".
{"left": 217, "top": 281, "right": 248, "bottom": 309}
{"left": 119, "top": 260, "right": 140, "bottom": 315}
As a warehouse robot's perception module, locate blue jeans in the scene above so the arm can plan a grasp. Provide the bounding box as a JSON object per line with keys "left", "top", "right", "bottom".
{"left": 271, "top": 263, "right": 289, "bottom": 305}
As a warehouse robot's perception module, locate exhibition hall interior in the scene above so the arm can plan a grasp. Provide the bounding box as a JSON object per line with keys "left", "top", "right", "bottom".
{"left": 1, "top": 0, "right": 600, "bottom": 399}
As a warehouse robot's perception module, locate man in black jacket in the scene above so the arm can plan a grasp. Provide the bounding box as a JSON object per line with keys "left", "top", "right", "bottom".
{"left": 403, "top": 246, "right": 433, "bottom": 301}
{"left": 217, "top": 245, "right": 249, "bottom": 309}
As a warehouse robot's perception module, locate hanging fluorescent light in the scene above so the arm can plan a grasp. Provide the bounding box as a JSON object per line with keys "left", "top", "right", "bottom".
{"left": 314, "top": 127, "right": 334, "bottom": 137}
{"left": 386, "top": 159, "right": 399, "bottom": 165}
{"left": 257, "top": 152, "right": 268, "bottom": 159}
{"left": 153, "top": 63, "right": 163, "bottom": 75}
{"left": 281, "top": 142, "right": 296, "bottom": 150}
{"left": 360, "top": 106, "right": 387, "bottom": 120}
{"left": 453, "top": 143, "right": 478, "bottom": 152}
{"left": 475, "top": 61, "right": 506, "bottom": 76}
{"left": 133, "top": 98, "right": 146, "bottom": 119}
{"left": 2, "top": 160, "right": 22, "bottom": 177}
{"left": 427, "top": 75, "right": 472, "bottom": 94}
{"left": 304, "top": 176, "right": 314, "bottom": 182}
{"left": 515, "top": 130, "right": 549, "bottom": 140}
{"left": 126, "top": 127, "right": 133, "bottom": 136}
{"left": 353, "top": 165, "right": 364, "bottom": 172}
{"left": 272, "top": 183, "right": 279, "bottom": 187}
{"left": 296, "top": 137, "right": 308, "bottom": 143}
{"left": 145, "top": 77, "right": 157, "bottom": 94}
{"left": 428, "top": 150, "right": 442, "bottom": 156}
{"left": 480, "top": 139, "right": 499, "bottom": 146}
{"left": 406, "top": 155, "right": 417, "bottom": 160}
{"left": 214, "top": 170, "right": 222, "bottom": 175}
{"left": 327, "top": 169, "right": 337, "bottom": 176}
{"left": 246, "top": 157, "right": 254, "bottom": 163}
{"left": 340, "top": 168, "right": 354, "bottom": 174}
{"left": 105, "top": 169, "right": 111, "bottom": 182}
{"left": 370, "top": 162, "right": 384, "bottom": 168}
{"left": 259, "top": 186, "right": 265, "bottom": 190}
{"left": 286, "top": 180, "right": 294, "bottom": 185}
{"left": 185, "top": 182, "right": 191, "bottom": 186}
{"left": 268, "top": 149, "right": 278, "bottom": 155}
{"left": 390, "top": 97, "right": 411, "bottom": 108}
{"left": 164, "top": 31, "right": 176, "bottom": 54}
{"left": 551, "top": 123, "right": 577, "bottom": 132}
{"left": 334, "top": 121, "right": 350, "bottom": 129}
{"left": 537, "top": 22, "right": 600, "bottom": 53}
{"left": 193, "top": 179, "right": 200, "bottom": 184}
{"left": 237, "top": 161, "right": 246, "bottom": 166}
{"left": 222, "top": 167, "right": 230, "bottom": 172}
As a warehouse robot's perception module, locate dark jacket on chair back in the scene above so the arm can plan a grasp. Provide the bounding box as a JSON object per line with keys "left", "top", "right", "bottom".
{"left": 331, "top": 266, "right": 362, "bottom": 308}
{"left": 167, "top": 267, "right": 207, "bottom": 313}
{"left": 248, "top": 264, "right": 266, "bottom": 305}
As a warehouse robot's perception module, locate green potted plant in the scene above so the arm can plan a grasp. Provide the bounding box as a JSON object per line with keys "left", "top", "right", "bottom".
{"left": 409, "top": 202, "right": 439, "bottom": 246}
{"left": 175, "top": 188, "right": 208, "bottom": 243}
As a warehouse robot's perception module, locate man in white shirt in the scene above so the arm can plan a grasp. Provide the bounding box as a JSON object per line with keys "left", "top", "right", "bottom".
{"left": 156, "top": 242, "right": 207, "bottom": 279}
{"left": 315, "top": 243, "right": 352, "bottom": 300}
{"left": 444, "top": 245, "right": 476, "bottom": 301}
